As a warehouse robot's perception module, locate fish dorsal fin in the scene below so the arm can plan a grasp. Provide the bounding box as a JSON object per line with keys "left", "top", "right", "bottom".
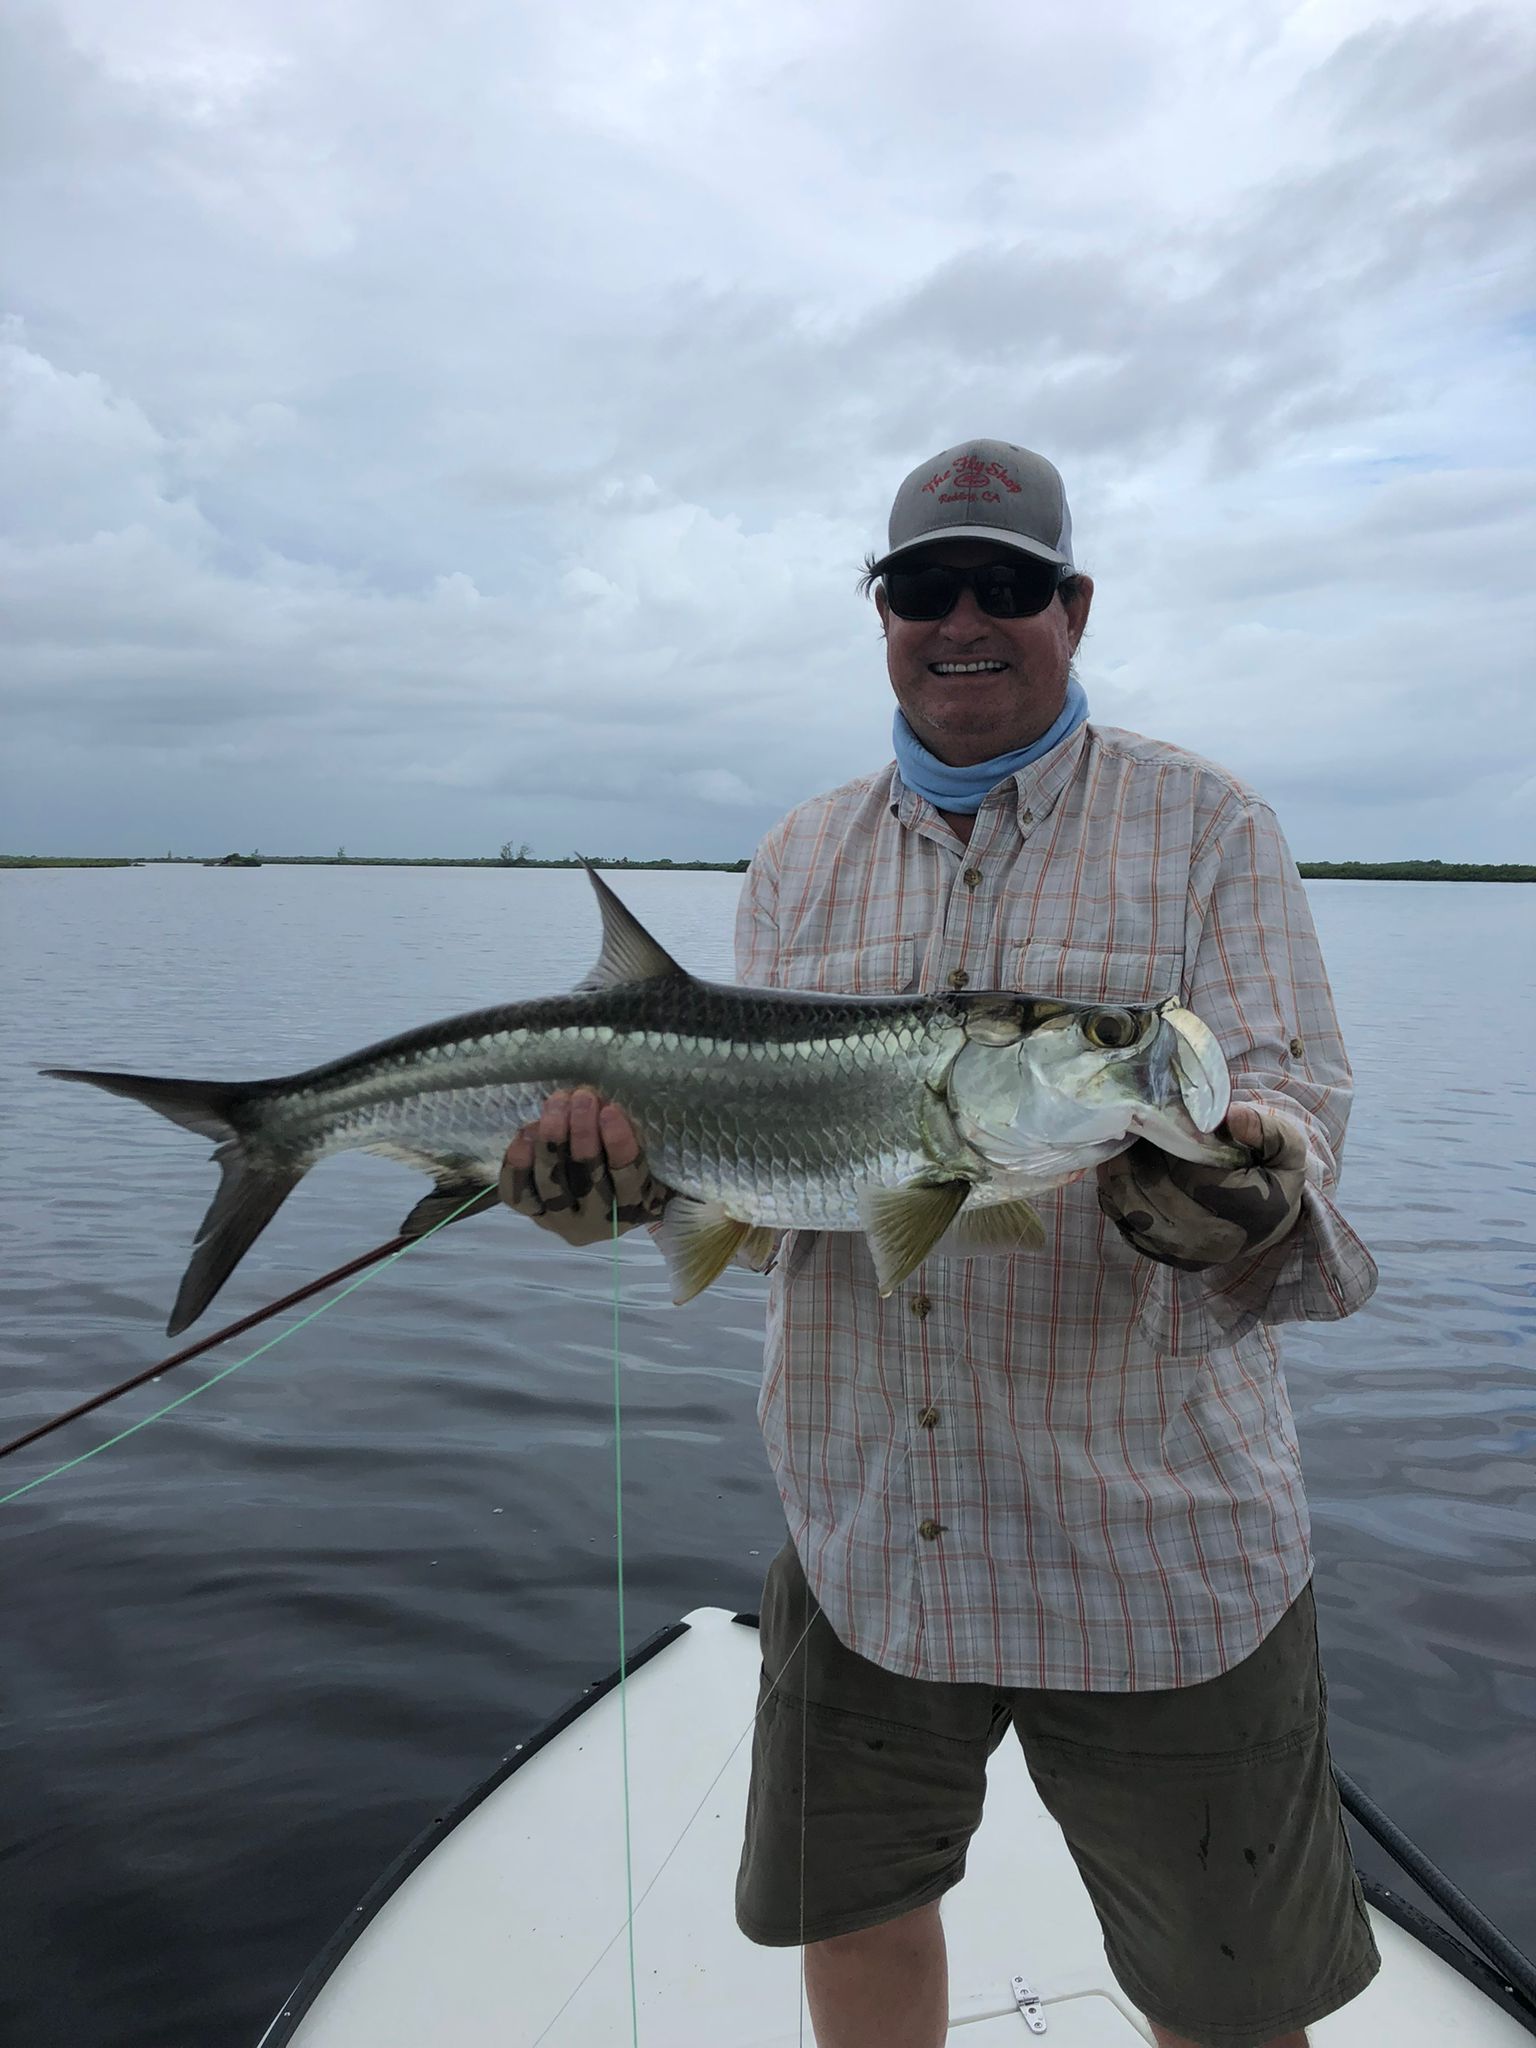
{"left": 857, "top": 1179, "right": 972, "bottom": 1295}
{"left": 575, "top": 865, "right": 689, "bottom": 990}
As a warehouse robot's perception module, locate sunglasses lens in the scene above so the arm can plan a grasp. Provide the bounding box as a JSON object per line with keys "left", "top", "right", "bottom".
{"left": 883, "top": 560, "right": 1060, "bottom": 620}
{"left": 973, "top": 561, "right": 1059, "bottom": 617}
{"left": 883, "top": 566, "right": 957, "bottom": 619}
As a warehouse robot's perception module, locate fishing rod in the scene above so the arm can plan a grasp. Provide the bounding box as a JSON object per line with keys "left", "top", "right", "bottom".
{"left": 0, "top": 1234, "right": 413, "bottom": 1465}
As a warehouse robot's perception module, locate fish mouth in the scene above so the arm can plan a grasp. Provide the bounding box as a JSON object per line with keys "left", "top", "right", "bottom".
{"left": 1159, "top": 1002, "right": 1230, "bottom": 1131}
{"left": 1130, "top": 1103, "right": 1247, "bottom": 1167}
{"left": 1124, "top": 1004, "right": 1245, "bottom": 1165}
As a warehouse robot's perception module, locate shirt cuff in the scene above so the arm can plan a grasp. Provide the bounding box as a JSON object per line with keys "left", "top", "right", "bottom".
{"left": 1131, "top": 1179, "right": 1379, "bottom": 1357}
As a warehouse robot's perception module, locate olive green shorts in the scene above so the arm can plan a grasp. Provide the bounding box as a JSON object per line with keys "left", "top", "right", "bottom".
{"left": 736, "top": 1540, "right": 1380, "bottom": 2048}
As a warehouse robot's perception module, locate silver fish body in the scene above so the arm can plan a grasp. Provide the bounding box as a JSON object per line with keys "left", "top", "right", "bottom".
{"left": 261, "top": 980, "right": 948, "bottom": 1228}
{"left": 45, "top": 868, "right": 1242, "bottom": 1334}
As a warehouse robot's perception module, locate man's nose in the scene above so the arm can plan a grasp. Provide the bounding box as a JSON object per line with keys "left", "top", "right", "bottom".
{"left": 939, "top": 588, "right": 991, "bottom": 638}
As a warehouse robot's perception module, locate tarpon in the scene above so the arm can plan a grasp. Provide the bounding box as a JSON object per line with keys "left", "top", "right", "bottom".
{"left": 45, "top": 868, "right": 1244, "bottom": 1335}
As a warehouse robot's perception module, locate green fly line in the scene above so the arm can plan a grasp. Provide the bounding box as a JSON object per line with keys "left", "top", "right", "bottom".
{"left": 0, "top": 1186, "right": 495, "bottom": 1509}
{"left": 3, "top": 1179, "right": 647, "bottom": 2041}
{"left": 536, "top": 1287, "right": 966, "bottom": 2048}
{"left": 8, "top": 1178, "right": 950, "bottom": 2044}
{"left": 611, "top": 1199, "right": 641, "bottom": 2048}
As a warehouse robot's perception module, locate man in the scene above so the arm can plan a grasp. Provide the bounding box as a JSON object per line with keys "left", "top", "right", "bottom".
{"left": 501, "top": 441, "right": 1381, "bottom": 2048}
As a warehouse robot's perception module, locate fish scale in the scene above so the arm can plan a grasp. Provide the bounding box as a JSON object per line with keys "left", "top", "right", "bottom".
{"left": 43, "top": 867, "right": 1239, "bottom": 1334}
{"left": 288, "top": 991, "right": 958, "bottom": 1232}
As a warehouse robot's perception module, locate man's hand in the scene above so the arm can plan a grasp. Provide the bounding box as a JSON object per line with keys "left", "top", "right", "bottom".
{"left": 1097, "top": 1104, "right": 1307, "bottom": 1273}
{"left": 500, "top": 1089, "right": 672, "bottom": 1247}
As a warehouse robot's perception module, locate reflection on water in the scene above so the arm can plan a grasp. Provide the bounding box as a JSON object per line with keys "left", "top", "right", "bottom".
{"left": 0, "top": 869, "right": 1532, "bottom": 2047}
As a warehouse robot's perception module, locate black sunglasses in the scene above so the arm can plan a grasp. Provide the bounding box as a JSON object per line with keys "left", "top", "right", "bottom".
{"left": 881, "top": 556, "right": 1064, "bottom": 622}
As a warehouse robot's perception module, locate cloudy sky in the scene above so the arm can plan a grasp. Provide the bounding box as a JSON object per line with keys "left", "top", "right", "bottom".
{"left": 3, "top": 0, "right": 1532, "bottom": 862}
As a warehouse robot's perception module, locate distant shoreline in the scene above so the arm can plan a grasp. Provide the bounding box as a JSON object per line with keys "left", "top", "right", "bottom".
{"left": 0, "top": 854, "right": 755, "bottom": 872}
{"left": 2, "top": 855, "right": 1532, "bottom": 881}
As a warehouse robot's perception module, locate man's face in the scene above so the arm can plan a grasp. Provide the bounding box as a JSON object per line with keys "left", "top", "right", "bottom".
{"left": 875, "top": 540, "right": 1094, "bottom": 769}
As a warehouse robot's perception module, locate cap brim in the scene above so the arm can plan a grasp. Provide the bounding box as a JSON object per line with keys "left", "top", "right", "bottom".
{"left": 870, "top": 525, "right": 1072, "bottom": 576}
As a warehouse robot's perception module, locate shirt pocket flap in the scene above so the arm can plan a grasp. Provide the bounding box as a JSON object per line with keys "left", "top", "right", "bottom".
{"left": 1016, "top": 941, "right": 1182, "bottom": 1006}
{"left": 778, "top": 935, "right": 916, "bottom": 994}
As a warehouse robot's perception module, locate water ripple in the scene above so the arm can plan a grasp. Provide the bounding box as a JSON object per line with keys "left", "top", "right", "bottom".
{"left": 1, "top": 868, "right": 1532, "bottom": 2047}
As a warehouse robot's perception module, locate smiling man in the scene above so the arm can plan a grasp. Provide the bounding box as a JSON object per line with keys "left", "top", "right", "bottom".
{"left": 503, "top": 440, "right": 1381, "bottom": 2048}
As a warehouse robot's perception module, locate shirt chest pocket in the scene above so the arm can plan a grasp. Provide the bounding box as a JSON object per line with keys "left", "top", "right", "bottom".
{"left": 776, "top": 935, "right": 917, "bottom": 995}
{"left": 1015, "top": 941, "right": 1183, "bottom": 1006}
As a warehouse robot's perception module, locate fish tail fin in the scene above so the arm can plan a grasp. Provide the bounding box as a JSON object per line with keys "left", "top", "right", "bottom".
{"left": 42, "top": 1067, "right": 250, "bottom": 1140}
{"left": 170, "top": 1150, "right": 303, "bottom": 1336}
{"left": 42, "top": 1067, "right": 304, "bottom": 1335}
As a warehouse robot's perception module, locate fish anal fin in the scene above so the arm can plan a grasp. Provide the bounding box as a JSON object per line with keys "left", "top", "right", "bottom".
{"left": 738, "top": 1225, "right": 780, "bottom": 1270}
{"left": 939, "top": 1197, "right": 1046, "bottom": 1257}
{"left": 399, "top": 1173, "right": 501, "bottom": 1239}
{"left": 574, "top": 866, "right": 689, "bottom": 990}
{"left": 857, "top": 1180, "right": 971, "bottom": 1296}
{"left": 655, "top": 1197, "right": 750, "bottom": 1303}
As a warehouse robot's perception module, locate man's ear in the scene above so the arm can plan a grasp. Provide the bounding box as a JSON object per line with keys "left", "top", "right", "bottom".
{"left": 1063, "top": 574, "right": 1094, "bottom": 652}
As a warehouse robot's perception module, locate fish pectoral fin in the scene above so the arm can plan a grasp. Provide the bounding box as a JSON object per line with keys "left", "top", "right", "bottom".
{"left": 655, "top": 1197, "right": 752, "bottom": 1303}
{"left": 573, "top": 865, "right": 691, "bottom": 990}
{"left": 940, "top": 1197, "right": 1047, "bottom": 1256}
{"left": 857, "top": 1180, "right": 972, "bottom": 1296}
{"left": 399, "top": 1172, "right": 501, "bottom": 1238}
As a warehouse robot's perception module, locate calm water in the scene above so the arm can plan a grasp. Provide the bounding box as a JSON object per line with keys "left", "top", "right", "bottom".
{"left": 1, "top": 867, "right": 1533, "bottom": 2048}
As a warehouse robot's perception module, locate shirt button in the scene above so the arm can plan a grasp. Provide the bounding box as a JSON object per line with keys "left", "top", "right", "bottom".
{"left": 918, "top": 1519, "right": 946, "bottom": 1541}
{"left": 1288, "top": 1035, "right": 1305, "bottom": 1058}
{"left": 947, "top": 967, "right": 969, "bottom": 989}
{"left": 962, "top": 866, "right": 982, "bottom": 889}
{"left": 910, "top": 1295, "right": 932, "bottom": 1319}
{"left": 1021, "top": 810, "right": 1034, "bottom": 826}
{"left": 918, "top": 1406, "right": 940, "bottom": 1429}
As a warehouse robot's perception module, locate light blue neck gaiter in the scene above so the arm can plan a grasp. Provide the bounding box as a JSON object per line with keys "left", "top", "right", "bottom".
{"left": 892, "top": 677, "right": 1089, "bottom": 814}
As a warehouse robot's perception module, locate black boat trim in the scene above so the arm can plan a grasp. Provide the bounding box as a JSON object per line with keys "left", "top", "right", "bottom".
{"left": 256, "top": 1618, "right": 689, "bottom": 2047}
{"left": 1336, "top": 1762, "right": 1536, "bottom": 2017}
{"left": 1362, "top": 1879, "right": 1536, "bottom": 2037}
{"left": 257, "top": 1610, "right": 1536, "bottom": 2043}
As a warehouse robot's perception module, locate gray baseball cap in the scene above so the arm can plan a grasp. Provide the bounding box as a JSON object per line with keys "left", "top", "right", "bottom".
{"left": 870, "top": 439, "right": 1075, "bottom": 575}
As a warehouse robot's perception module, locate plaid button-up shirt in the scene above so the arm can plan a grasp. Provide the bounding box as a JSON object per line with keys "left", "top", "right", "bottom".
{"left": 735, "top": 722, "right": 1377, "bottom": 1691}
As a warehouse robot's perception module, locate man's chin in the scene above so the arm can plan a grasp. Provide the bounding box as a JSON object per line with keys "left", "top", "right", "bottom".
{"left": 907, "top": 705, "right": 1015, "bottom": 747}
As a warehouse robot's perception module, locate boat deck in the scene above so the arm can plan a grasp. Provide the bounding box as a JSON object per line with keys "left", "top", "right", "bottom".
{"left": 261, "top": 1607, "right": 1532, "bottom": 2046}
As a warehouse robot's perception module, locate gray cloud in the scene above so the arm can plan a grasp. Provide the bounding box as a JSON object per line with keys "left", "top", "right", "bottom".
{"left": 1, "top": 0, "right": 1532, "bottom": 863}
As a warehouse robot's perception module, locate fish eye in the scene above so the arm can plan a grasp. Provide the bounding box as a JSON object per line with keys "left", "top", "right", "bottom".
{"left": 1082, "top": 1007, "right": 1140, "bottom": 1050}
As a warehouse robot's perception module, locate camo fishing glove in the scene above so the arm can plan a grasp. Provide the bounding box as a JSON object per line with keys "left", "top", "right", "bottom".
{"left": 499, "top": 1112, "right": 672, "bottom": 1247}
{"left": 1097, "top": 1106, "right": 1307, "bottom": 1273}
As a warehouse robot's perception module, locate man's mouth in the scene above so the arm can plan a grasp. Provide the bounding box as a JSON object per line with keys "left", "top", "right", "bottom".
{"left": 929, "top": 660, "right": 1008, "bottom": 675}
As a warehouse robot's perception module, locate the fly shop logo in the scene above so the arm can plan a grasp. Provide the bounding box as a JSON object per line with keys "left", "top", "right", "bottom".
{"left": 920, "top": 454, "right": 1024, "bottom": 508}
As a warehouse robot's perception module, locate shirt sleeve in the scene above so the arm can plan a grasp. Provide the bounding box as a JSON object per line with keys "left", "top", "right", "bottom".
{"left": 735, "top": 830, "right": 784, "bottom": 985}
{"left": 1132, "top": 796, "right": 1379, "bottom": 1356}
